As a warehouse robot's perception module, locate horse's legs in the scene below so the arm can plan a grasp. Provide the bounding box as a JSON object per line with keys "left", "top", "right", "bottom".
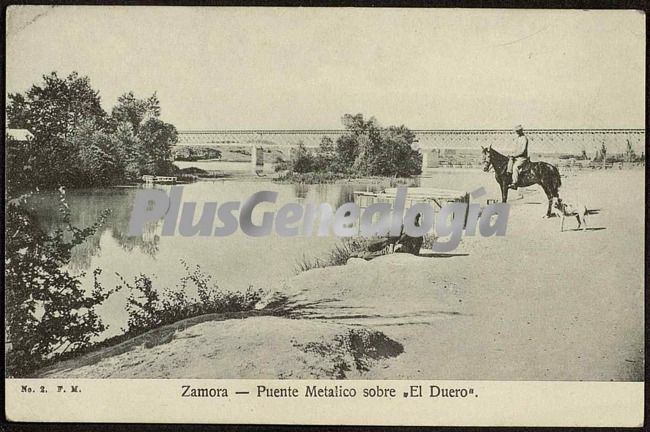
{"left": 541, "top": 184, "right": 555, "bottom": 218}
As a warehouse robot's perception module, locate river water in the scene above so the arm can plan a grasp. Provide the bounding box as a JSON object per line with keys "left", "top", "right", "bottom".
{"left": 27, "top": 162, "right": 498, "bottom": 337}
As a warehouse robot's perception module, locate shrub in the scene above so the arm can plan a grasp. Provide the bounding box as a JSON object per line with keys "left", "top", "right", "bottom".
{"left": 5, "top": 190, "right": 116, "bottom": 377}
{"left": 290, "top": 142, "right": 316, "bottom": 173}
{"left": 119, "top": 261, "right": 266, "bottom": 336}
{"left": 275, "top": 114, "right": 422, "bottom": 182}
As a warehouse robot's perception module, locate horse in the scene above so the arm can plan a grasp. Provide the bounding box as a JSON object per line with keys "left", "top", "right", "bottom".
{"left": 481, "top": 145, "right": 562, "bottom": 217}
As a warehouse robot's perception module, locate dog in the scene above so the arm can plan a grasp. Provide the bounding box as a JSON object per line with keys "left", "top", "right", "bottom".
{"left": 550, "top": 197, "right": 588, "bottom": 232}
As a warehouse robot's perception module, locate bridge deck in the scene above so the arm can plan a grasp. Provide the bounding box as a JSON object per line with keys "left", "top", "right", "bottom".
{"left": 176, "top": 129, "right": 645, "bottom": 154}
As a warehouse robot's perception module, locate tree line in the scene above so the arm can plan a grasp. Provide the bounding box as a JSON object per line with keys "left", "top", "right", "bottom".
{"left": 6, "top": 72, "right": 178, "bottom": 196}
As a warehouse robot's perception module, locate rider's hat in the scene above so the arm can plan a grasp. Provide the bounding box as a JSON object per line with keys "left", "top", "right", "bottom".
{"left": 514, "top": 124, "right": 524, "bottom": 131}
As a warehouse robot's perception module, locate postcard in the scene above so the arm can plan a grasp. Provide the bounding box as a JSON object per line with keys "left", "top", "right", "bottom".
{"left": 4, "top": 5, "right": 645, "bottom": 427}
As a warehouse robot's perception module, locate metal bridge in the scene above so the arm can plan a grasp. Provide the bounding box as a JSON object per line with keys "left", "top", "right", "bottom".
{"left": 175, "top": 129, "right": 644, "bottom": 172}
{"left": 177, "top": 128, "right": 645, "bottom": 154}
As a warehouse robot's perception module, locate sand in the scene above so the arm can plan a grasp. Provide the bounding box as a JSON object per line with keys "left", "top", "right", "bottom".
{"left": 40, "top": 169, "right": 644, "bottom": 381}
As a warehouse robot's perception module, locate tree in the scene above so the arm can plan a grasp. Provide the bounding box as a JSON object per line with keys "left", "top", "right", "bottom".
{"left": 625, "top": 140, "right": 637, "bottom": 162}
{"left": 137, "top": 117, "right": 178, "bottom": 175}
{"left": 7, "top": 72, "right": 107, "bottom": 140}
{"left": 335, "top": 114, "right": 382, "bottom": 171}
{"left": 291, "top": 142, "right": 314, "bottom": 173}
{"left": 313, "top": 136, "right": 336, "bottom": 171}
{"left": 5, "top": 93, "right": 31, "bottom": 129}
{"left": 111, "top": 92, "right": 161, "bottom": 134}
{"left": 374, "top": 126, "right": 421, "bottom": 176}
{"left": 5, "top": 135, "right": 37, "bottom": 197}
{"left": 6, "top": 72, "right": 109, "bottom": 190}
{"left": 341, "top": 113, "right": 380, "bottom": 137}
{"left": 112, "top": 122, "right": 144, "bottom": 181}
{"left": 5, "top": 73, "right": 180, "bottom": 190}
{"left": 5, "top": 192, "right": 116, "bottom": 377}
{"left": 69, "top": 120, "right": 124, "bottom": 186}
{"left": 335, "top": 134, "right": 361, "bottom": 171}
{"left": 333, "top": 114, "right": 421, "bottom": 176}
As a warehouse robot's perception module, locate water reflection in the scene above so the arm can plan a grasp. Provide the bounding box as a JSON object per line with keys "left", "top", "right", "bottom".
{"left": 28, "top": 181, "right": 388, "bottom": 274}
{"left": 26, "top": 169, "right": 494, "bottom": 336}
{"left": 27, "top": 189, "right": 162, "bottom": 272}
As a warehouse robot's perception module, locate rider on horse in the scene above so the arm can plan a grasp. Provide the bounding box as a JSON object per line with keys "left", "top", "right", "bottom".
{"left": 508, "top": 124, "right": 529, "bottom": 189}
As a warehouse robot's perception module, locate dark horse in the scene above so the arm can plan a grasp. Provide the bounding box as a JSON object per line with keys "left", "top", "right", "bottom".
{"left": 481, "top": 145, "right": 562, "bottom": 217}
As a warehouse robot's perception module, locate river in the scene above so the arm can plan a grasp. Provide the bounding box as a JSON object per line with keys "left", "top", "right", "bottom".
{"left": 27, "top": 161, "right": 499, "bottom": 338}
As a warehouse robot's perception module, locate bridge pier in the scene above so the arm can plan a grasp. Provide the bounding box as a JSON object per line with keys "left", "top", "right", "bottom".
{"left": 421, "top": 149, "right": 439, "bottom": 169}
{"left": 251, "top": 145, "right": 264, "bottom": 173}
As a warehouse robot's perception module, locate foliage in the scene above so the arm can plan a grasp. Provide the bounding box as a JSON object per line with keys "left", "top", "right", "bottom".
{"left": 280, "top": 114, "right": 422, "bottom": 179}
{"left": 110, "top": 91, "right": 160, "bottom": 134}
{"left": 275, "top": 171, "right": 349, "bottom": 184}
{"left": 137, "top": 118, "right": 178, "bottom": 175}
{"left": 6, "top": 71, "right": 178, "bottom": 192}
{"left": 119, "top": 262, "right": 266, "bottom": 337}
{"left": 290, "top": 142, "right": 315, "bottom": 173}
{"left": 4, "top": 191, "right": 117, "bottom": 377}
{"left": 7, "top": 72, "right": 108, "bottom": 140}
{"left": 5, "top": 136, "right": 37, "bottom": 198}
{"left": 312, "top": 136, "right": 337, "bottom": 171}
{"left": 624, "top": 140, "right": 641, "bottom": 162}
{"left": 6, "top": 72, "right": 109, "bottom": 188}
{"left": 274, "top": 156, "right": 291, "bottom": 172}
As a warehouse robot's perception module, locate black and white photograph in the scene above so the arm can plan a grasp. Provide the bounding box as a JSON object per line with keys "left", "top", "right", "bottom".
{"left": 3, "top": 5, "right": 645, "bottom": 426}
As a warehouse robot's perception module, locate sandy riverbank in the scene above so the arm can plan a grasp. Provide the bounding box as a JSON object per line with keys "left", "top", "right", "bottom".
{"left": 39, "top": 169, "right": 644, "bottom": 380}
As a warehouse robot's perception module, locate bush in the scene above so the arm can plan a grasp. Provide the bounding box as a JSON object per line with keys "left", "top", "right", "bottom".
{"left": 274, "top": 156, "right": 291, "bottom": 172}
{"left": 290, "top": 142, "right": 316, "bottom": 173}
{"left": 5, "top": 190, "right": 116, "bottom": 377}
{"left": 276, "top": 114, "right": 422, "bottom": 181}
{"left": 119, "top": 261, "right": 266, "bottom": 337}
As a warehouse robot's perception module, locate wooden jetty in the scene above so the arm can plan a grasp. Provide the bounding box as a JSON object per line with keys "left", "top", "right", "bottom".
{"left": 354, "top": 187, "right": 469, "bottom": 210}
{"left": 142, "top": 175, "right": 178, "bottom": 184}
{"left": 354, "top": 187, "right": 471, "bottom": 226}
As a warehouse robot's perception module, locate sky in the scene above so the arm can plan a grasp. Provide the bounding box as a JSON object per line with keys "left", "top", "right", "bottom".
{"left": 5, "top": 6, "right": 646, "bottom": 130}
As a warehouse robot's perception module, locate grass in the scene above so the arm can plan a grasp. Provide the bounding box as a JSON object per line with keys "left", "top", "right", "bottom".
{"left": 295, "top": 232, "right": 437, "bottom": 273}
{"left": 295, "top": 237, "right": 370, "bottom": 273}
{"left": 274, "top": 170, "right": 423, "bottom": 186}
{"left": 274, "top": 171, "right": 349, "bottom": 184}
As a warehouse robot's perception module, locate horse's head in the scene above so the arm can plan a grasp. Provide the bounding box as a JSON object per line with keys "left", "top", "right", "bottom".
{"left": 481, "top": 146, "right": 492, "bottom": 172}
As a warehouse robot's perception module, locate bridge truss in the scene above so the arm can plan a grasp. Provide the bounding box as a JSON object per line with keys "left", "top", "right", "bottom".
{"left": 176, "top": 129, "right": 645, "bottom": 155}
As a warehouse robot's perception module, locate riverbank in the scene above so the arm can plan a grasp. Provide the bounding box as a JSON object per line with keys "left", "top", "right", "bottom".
{"left": 35, "top": 169, "right": 644, "bottom": 380}
{"left": 37, "top": 312, "right": 404, "bottom": 379}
